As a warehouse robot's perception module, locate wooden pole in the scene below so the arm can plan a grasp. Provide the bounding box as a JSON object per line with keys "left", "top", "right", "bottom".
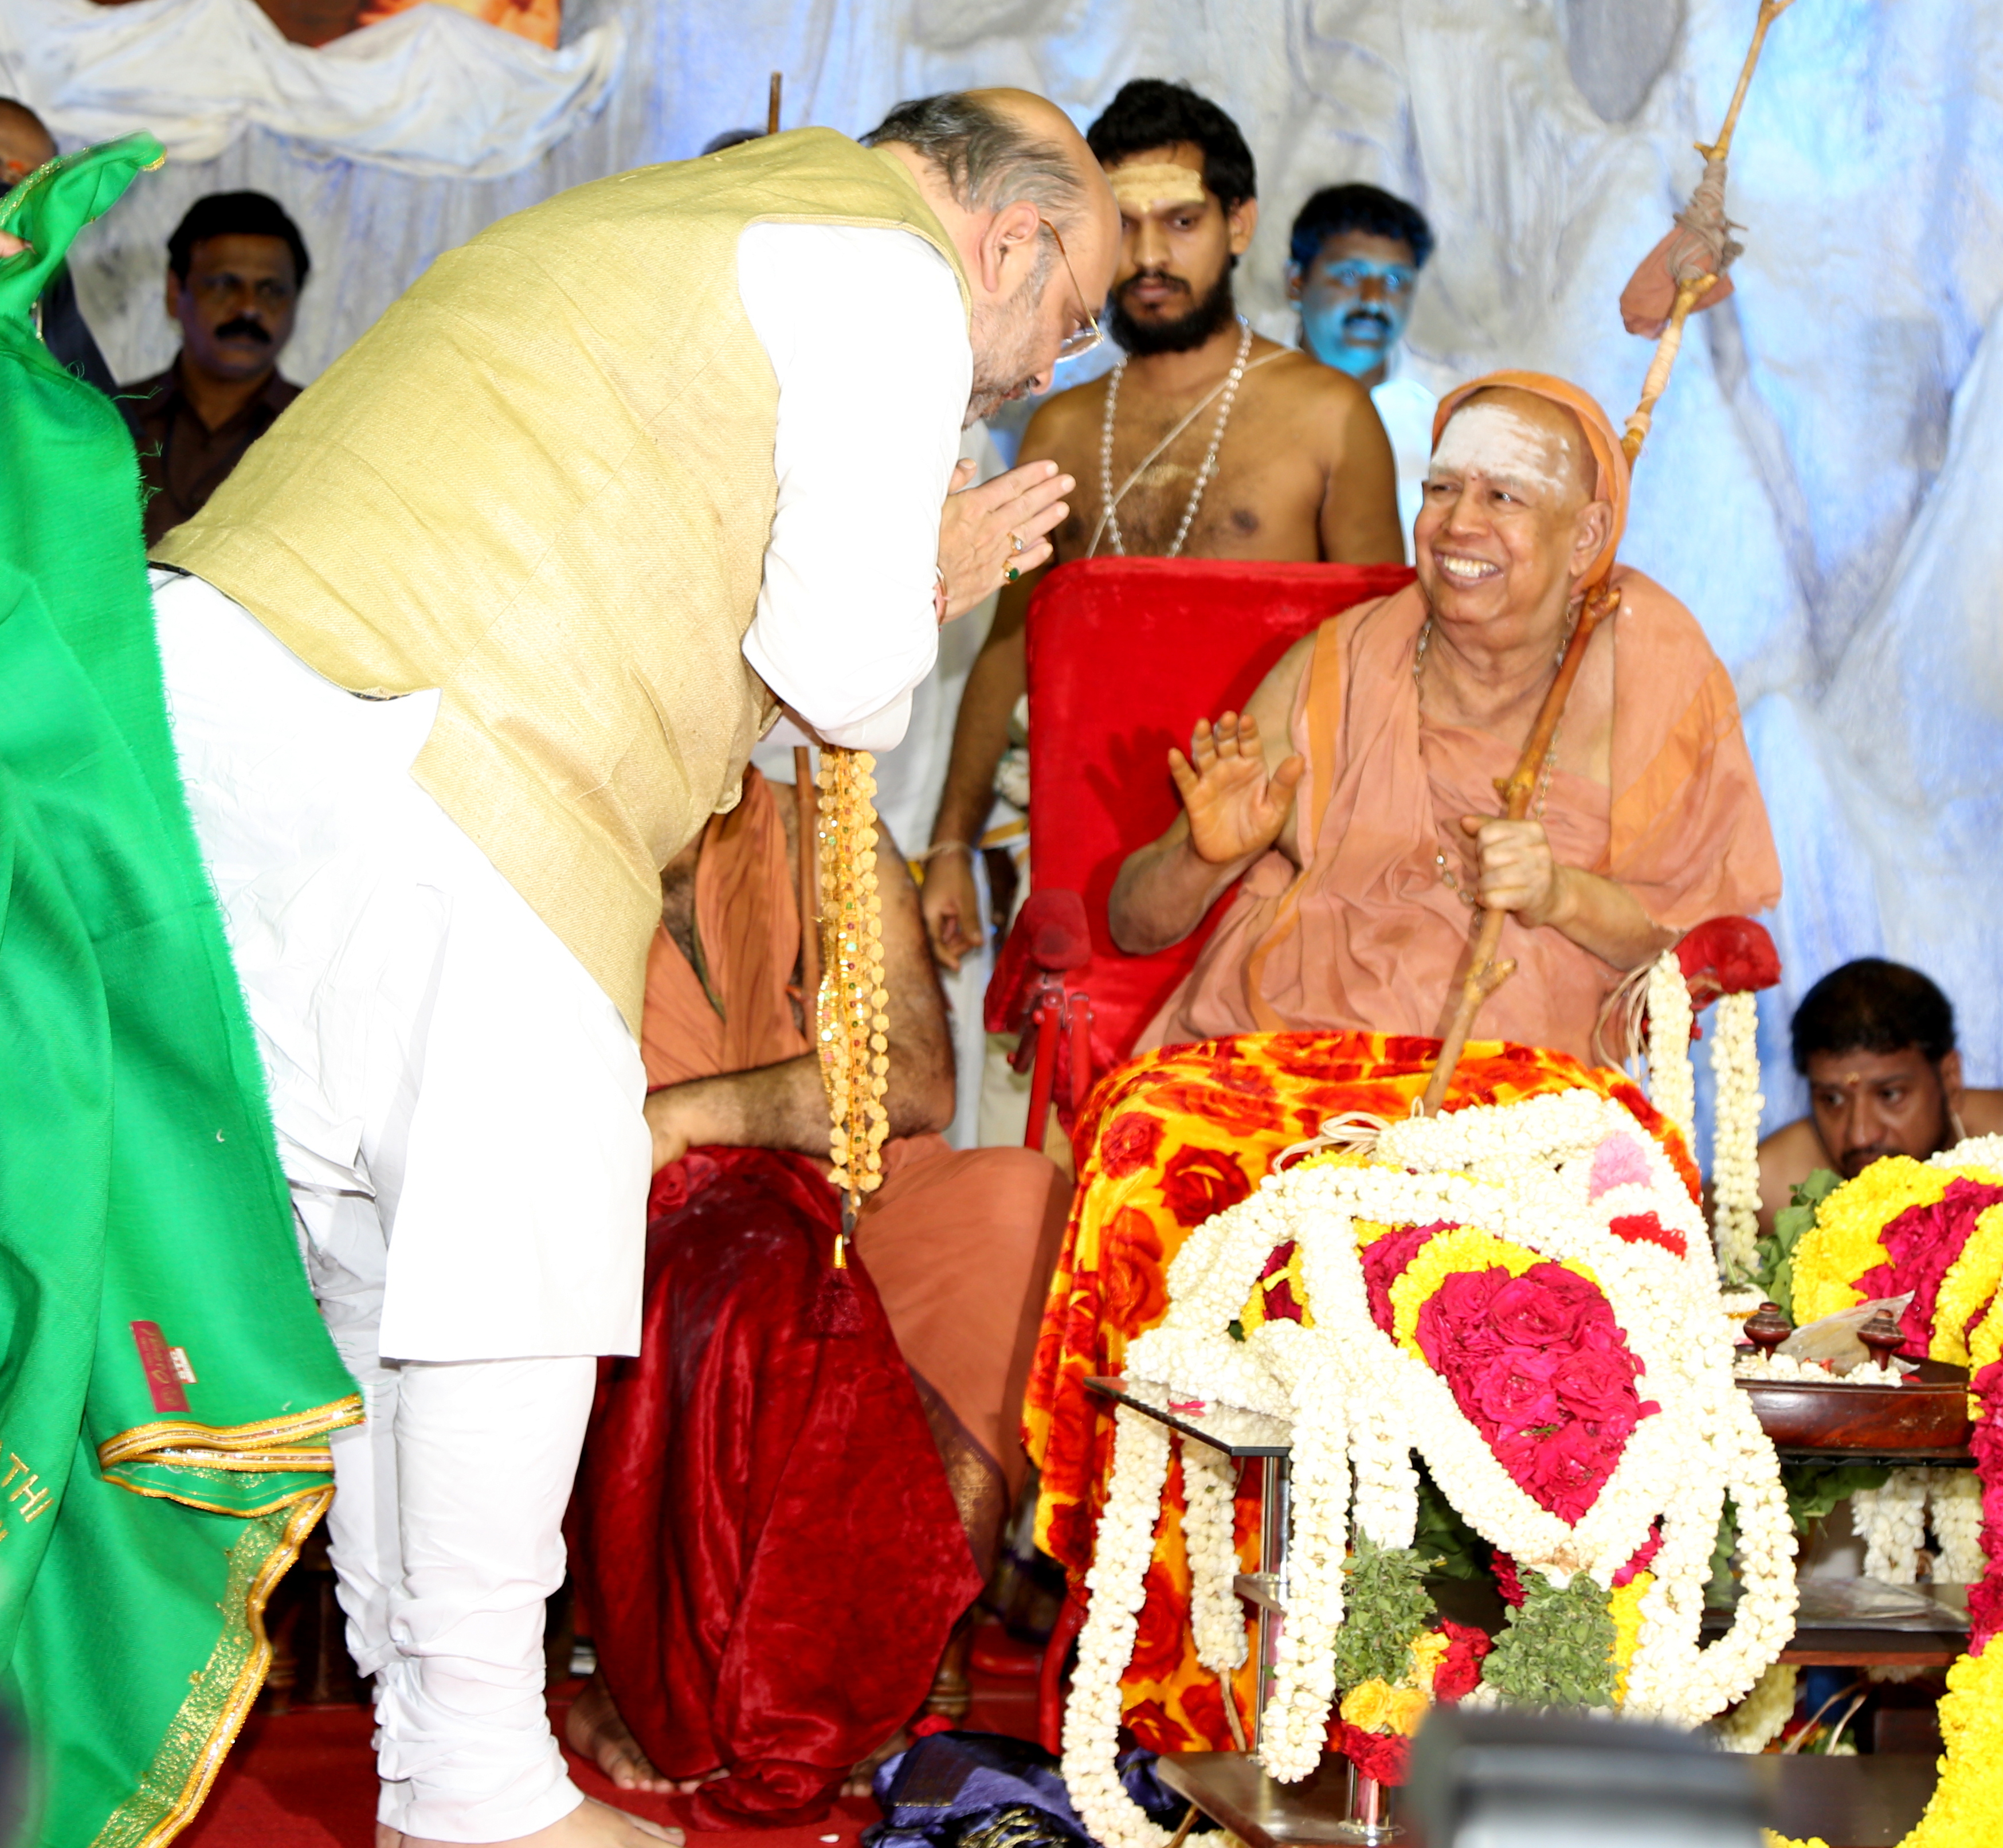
{"left": 793, "top": 745, "right": 821, "bottom": 1004}
{"left": 1416, "top": 2, "right": 1802, "bottom": 1116}
{"left": 766, "top": 72, "right": 783, "bottom": 137}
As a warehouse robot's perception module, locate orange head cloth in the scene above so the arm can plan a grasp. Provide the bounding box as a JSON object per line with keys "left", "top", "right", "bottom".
{"left": 1431, "top": 371, "right": 1631, "bottom": 590}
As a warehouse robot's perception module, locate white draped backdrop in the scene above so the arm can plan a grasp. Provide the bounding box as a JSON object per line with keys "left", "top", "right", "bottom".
{"left": 7, "top": 0, "right": 2002, "bottom": 1145}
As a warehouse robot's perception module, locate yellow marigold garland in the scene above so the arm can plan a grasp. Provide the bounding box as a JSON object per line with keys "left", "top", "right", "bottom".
{"left": 1765, "top": 1149, "right": 2003, "bottom": 1848}
{"left": 813, "top": 747, "right": 891, "bottom": 1247}
{"left": 1787, "top": 1158, "right": 1949, "bottom": 1325}
{"left": 1608, "top": 1569, "right": 1652, "bottom": 1704}
{"left": 1971, "top": 1297, "right": 2003, "bottom": 1419}
{"left": 1932, "top": 1200, "right": 2003, "bottom": 1367}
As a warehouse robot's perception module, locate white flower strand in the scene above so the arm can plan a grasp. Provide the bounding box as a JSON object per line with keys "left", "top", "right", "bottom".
{"left": 1713, "top": 1662, "right": 1798, "bottom": 1753}
{"left": 1853, "top": 1470, "right": 1929, "bottom": 1583}
{"left": 1255, "top": 1321, "right": 1355, "bottom": 1780}
{"left": 1926, "top": 1469, "right": 1985, "bottom": 1584}
{"left": 1709, "top": 990, "right": 1763, "bottom": 1282}
{"left": 1645, "top": 952, "right": 1696, "bottom": 1156}
{"left": 1181, "top": 1440, "right": 1251, "bottom": 1677}
{"left": 1061, "top": 1407, "right": 1175, "bottom": 1848}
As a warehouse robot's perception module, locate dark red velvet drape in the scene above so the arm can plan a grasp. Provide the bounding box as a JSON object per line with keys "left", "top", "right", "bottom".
{"left": 569, "top": 1147, "right": 983, "bottom": 1827}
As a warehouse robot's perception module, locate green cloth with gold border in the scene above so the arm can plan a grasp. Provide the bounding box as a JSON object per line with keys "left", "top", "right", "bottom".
{"left": 0, "top": 138, "right": 361, "bottom": 1847}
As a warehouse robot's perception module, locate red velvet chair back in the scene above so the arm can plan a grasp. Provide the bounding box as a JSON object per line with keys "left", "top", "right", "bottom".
{"left": 1024, "top": 557, "right": 1415, "bottom": 1073}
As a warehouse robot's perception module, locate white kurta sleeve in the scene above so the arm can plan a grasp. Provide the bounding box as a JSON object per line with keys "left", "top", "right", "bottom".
{"left": 736, "top": 221, "right": 971, "bottom": 752}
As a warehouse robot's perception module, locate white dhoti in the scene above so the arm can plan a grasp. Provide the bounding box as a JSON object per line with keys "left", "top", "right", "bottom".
{"left": 152, "top": 570, "right": 650, "bottom": 1842}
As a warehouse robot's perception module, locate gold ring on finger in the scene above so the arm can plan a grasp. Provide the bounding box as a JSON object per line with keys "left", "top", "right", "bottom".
{"left": 1004, "top": 565, "right": 1021, "bottom": 584}
{"left": 1008, "top": 531, "right": 1026, "bottom": 554}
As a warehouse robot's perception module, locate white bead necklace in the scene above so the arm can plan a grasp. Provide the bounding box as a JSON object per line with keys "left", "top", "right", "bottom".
{"left": 1096, "top": 316, "right": 1255, "bottom": 559}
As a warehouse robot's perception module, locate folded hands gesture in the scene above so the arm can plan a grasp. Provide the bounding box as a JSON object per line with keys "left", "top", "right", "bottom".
{"left": 935, "top": 458, "right": 1073, "bottom": 620}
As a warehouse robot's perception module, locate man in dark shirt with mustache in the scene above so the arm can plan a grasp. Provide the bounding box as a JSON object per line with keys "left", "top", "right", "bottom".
{"left": 124, "top": 191, "right": 307, "bottom": 546}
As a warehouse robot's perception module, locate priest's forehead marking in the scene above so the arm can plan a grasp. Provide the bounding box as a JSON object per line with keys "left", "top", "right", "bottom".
{"left": 1108, "top": 162, "right": 1208, "bottom": 212}
{"left": 1428, "top": 400, "right": 1573, "bottom": 498}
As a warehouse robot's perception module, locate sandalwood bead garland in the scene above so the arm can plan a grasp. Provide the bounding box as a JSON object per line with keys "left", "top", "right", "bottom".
{"left": 814, "top": 747, "right": 892, "bottom": 1246}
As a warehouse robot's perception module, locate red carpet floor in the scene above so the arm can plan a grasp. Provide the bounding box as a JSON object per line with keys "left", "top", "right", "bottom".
{"left": 179, "top": 1629, "right": 1046, "bottom": 1848}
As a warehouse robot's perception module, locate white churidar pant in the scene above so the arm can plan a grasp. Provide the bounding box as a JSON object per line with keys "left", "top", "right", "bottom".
{"left": 152, "top": 570, "right": 650, "bottom": 1842}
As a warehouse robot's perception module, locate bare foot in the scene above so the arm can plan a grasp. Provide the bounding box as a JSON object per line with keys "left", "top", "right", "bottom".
{"left": 403, "top": 1797, "right": 682, "bottom": 1847}
{"left": 376, "top": 1828, "right": 402, "bottom": 1848}
{"left": 842, "top": 1727, "right": 910, "bottom": 1800}
{"left": 565, "top": 1675, "right": 676, "bottom": 1795}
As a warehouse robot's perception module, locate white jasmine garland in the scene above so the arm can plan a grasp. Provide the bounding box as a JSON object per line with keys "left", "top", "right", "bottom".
{"left": 1181, "top": 1439, "right": 1251, "bottom": 1677}
{"left": 1062, "top": 1405, "right": 1175, "bottom": 1848}
{"left": 1853, "top": 1470, "right": 1929, "bottom": 1583}
{"left": 1645, "top": 952, "right": 1696, "bottom": 1155}
{"left": 1709, "top": 991, "right": 1763, "bottom": 1283}
{"left": 1255, "top": 1321, "right": 1354, "bottom": 1780}
{"left": 1848, "top": 1465, "right": 1987, "bottom": 1589}
{"left": 1063, "top": 1087, "right": 1797, "bottom": 1816}
{"left": 1924, "top": 1468, "right": 1985, "bottom": 1583}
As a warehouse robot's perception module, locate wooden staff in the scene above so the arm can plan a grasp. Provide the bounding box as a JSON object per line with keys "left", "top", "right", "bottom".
{"left": 1418, "top": 581, "right": 1613, "bottom": 1117}
{"left": 1419, "top": 269, "right": 1720, "bottom": 1118}
{"left": 767, "top": 72, "right": 783, "bottom": 137}
{"left": 793, "top": 744, "right": 821, "bottom": 1003}
{"left": 1621, "top": 272, "right": 1716, "bottom": 461}
{"left": 1701, "top": 0, "right": 1798, "bottom": 166}
{"left": 1416, "top": 1, "right": 1801, "bottom": 1116}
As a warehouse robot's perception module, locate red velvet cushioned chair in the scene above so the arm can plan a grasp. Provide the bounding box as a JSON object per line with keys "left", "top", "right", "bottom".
{"left": 985, "top": 557, "right": 1415, "bottom": 1145}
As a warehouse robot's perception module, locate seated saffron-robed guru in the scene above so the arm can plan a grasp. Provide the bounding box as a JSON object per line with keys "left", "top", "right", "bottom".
{"left": 1021, "top": 371, "right": 1781, "bottom": 1753}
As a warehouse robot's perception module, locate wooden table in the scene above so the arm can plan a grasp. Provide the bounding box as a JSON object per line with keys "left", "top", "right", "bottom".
{"left": 1156, "top": 1749, "right": 1937, "bottom": 1848}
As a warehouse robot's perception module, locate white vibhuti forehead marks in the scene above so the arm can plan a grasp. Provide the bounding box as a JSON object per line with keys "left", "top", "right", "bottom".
{"left": 1429, "top": 399, "right": 1573, "bottom": 499}
{"left": 1108, "top": 162, "right": 1207, "bottom": 213}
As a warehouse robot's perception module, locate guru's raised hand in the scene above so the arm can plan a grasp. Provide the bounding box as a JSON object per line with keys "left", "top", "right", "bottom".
{"left": 1169, "top": 711, "right": 1305, "bottom": 868}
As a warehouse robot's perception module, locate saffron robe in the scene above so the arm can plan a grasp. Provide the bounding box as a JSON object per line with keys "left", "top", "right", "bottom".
{"left": 569, "top": 771, "right": 1069, "bottom": 1826}
{"left": 1143, "top": 568, "right": 1783, "bottom": 1067}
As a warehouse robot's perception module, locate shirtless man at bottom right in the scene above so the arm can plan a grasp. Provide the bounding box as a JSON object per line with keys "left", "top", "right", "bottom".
{"left": 1757, "top": 957, "right": 2003, "bottom": 1235}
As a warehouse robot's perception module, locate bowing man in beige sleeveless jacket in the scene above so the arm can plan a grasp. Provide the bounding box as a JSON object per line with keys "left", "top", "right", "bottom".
{"left": 155, "top": 129, "right": 971, "bottom": 1037}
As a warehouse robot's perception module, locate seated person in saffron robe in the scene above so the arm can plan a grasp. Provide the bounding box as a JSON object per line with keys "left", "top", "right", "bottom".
{"left": 567, "top": 766, "right": 1071, "bottom": 1829}
{"left": 1022, "top": 372, "right": 1782, "bottom": 1754}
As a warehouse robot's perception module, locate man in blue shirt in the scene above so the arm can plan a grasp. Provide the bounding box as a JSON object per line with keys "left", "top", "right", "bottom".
{"left": 1288, "top": 182, "right": 1437, "bottom": 554}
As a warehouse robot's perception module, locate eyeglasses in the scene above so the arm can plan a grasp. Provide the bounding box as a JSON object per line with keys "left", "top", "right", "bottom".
{"left": 1041, "top": 219, "right": 1103, "bottom": 361}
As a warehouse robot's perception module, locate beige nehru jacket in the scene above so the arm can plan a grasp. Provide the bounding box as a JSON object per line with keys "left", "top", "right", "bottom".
{"left": 156, "top": 131, "right": 970, "bottom": 1036}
